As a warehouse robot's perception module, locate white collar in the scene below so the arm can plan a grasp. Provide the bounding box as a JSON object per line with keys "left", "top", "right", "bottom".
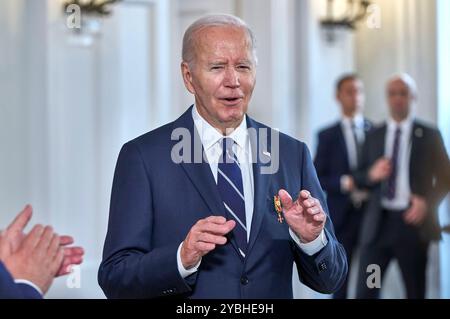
{"left": 387, "top": 114, "right": 414, "bottom": 132}
{"left": 341, "top": 113, "right": 364, "bottom": 129}
{"left": 192, "top": 104, "right": 248, "bottom": 151}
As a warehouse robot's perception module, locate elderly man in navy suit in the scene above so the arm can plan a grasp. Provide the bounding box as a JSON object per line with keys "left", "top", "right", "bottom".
{"left": 99, "top": 14, "right": 347, "bottom": 299}
{"left": 314, "top": 74, "right": 372, "bottom": 299}
{"left": 0, "top": 205, "right": 84, "bottom": 299}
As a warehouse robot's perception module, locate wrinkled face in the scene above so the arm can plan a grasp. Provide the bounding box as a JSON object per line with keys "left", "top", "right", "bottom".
{"left": 387, "top": 79, "right": 414, "bottom": 121}
{"left": 181, "top": 26, "right": 256, "bottom": 133}
{"left": 336, "top": 79, "right": 365, "bottom": 117}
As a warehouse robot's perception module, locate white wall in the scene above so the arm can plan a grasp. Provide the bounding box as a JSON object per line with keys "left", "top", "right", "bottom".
{"left": 45, "top": 0, "right": 173, "bottom": 298}
{"left": 0, "top": 0, "right": 163, "bottom": 298}
{"left": 295, "top": 0, "right": 355, "bottom": 149}
{"left": 356, "top": 0, "right": 437, "bottom": 123}
{"left": 0, "top": 0, "right": 35, "bottom": 226}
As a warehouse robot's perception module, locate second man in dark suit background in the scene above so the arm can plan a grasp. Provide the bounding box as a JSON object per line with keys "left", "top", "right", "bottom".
{"left": 354, "top": 74, "right": 450, "bottom": 298}
{"left": 314, "top": 75, "right": 372, "bottom": 299}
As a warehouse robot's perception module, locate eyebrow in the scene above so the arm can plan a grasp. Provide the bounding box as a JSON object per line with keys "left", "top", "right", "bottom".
{"left": 208, "top": 61, "right": 227, "bottom": 66}
{"left": 208, "top": 60, "right": 253, "bottom": 66}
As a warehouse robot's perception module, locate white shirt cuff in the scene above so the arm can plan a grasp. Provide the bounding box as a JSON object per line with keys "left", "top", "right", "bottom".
{"left": 177, "top": 242, "right": 201, "bottom": 279}
{"left": 289, "top": 228, "right": 328, "bottom": 256}
{"left": 14, "top": 279, "right": 43, "bottom": 296}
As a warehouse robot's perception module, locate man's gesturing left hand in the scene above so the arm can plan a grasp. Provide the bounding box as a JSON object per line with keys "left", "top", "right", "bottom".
{"left": 278, "top": 189, "right": 326, "bottom": 243}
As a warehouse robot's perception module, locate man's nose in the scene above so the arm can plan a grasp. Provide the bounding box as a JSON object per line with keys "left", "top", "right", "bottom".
{"left": 223, "top": 68, "right": 240, "bottom": 88}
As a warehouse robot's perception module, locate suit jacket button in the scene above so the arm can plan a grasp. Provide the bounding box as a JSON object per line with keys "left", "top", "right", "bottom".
{"left": 318, "top": 261, "right": 327, "bottom": 272}
{"left": 240, "top": 276, "right": 249, "bottom": 285}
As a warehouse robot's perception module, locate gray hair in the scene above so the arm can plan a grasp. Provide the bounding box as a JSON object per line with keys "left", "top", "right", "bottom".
{"left": 386, "top": 73, "right": 418, "bottom": 97}
{"left": 182, "top": 14, "right": 258, "bottom": 67}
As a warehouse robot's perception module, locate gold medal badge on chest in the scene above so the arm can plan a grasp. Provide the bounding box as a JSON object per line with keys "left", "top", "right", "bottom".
{"left": 273, "top": 195, "right": 284, "bottom": 223}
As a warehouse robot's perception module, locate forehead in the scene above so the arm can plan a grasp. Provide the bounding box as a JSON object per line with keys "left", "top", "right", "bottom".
{"left": 387, "top": 79, "right": 409, "bottom": 90}
{"left": 341, "top": 78, "right": 363, "bottom": 89}
{"left": 193, "top": 26, "right": 252, "bottom": 59}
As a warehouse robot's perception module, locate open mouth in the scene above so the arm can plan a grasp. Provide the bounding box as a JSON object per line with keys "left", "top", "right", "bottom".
{"left": 220, "top": 97, "right": 243, "bottom": 105}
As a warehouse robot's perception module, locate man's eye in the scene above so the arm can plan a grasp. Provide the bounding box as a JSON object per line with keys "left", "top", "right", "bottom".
{"left": 237, "top": 65, "right": 251, "bottom": 71}
{"left": 211, "top": 66, "right": 223, "bottom": 70}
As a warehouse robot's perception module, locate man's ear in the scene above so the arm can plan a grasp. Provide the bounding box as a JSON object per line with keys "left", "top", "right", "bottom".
{"left": 181, "top": 62, "right": 195, "bottom": 94}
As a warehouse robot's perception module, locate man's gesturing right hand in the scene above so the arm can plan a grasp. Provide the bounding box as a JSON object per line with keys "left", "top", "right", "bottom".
{"left": 180, "top": 216, "right": 236, "bottom": 270}
{"left": 369, "top": 157, "right": 392, "bottom": 183}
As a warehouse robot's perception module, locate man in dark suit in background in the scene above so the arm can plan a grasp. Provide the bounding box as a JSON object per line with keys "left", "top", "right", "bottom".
{"left": 0, "top": 205, "right": 84, "bottom": 299}
{"left": 98, "top": 14, "right": 347, "bottom": 298}
{"left": 314, "top": 74, "right": 372, "bottom": 299}
{"left": 354, "top": 74, "right": 450, "bottom": 298}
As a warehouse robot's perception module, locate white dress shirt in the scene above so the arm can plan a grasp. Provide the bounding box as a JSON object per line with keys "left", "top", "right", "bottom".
{"left": 381, "top": 116, "right": 413, "bottom": 210}
{"left": 340, "top": 114, "right": 365, "bottom": 171}
{"left": 176, "top": 105, "right": 328, "bottom": 278}
{"left": 339, "top": 114, "right": 370, "bottom": 206}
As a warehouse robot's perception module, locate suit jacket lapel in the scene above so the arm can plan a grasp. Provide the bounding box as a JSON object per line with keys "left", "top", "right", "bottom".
{"left": 409, "top": 121, "right": 423, "bottom": 188}
{"left": 173, "top": 106, "right": 224, "bottom": 218}
{"left": 378, "top": 124, "right": 387, "bottom": 156}
{"left": 172, "top": 108, "right": 276, "bottom": 259}
{"left": 246, "top": 117, "right": 273, "bottom": 254}
{"left": 363, "top": 119, "right": 373, "bottom": 133}
{"left": 336, "top": 123, "right": 351, "bottom": 172}
{"left": 173, "top": 106, "right": 242, "bottom": 258}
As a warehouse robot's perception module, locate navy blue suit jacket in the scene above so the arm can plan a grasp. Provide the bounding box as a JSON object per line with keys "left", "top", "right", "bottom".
{"left": 98, "top": 106, "right": 347, "bottom": 299}
{"left": 0, "top": 262, "right": 41, "bottom": 299}
{"left": 314, "top": 120, "right": 372, "bottom": 233}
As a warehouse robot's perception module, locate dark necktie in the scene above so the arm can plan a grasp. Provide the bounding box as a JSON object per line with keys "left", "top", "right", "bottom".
{"left": 351, "top": 122, "right": 363, "bottom": 170}
{"left": 386, "top": 127, "right": 402, "bottom": 199}
{"left": 217, "top": 138, "right": 247, "bottom": 257}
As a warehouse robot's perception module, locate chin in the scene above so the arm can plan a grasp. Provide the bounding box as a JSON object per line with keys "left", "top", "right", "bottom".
{"left": 222, "top": 107, "right": 244, "bottom": 117}
{"left": 219, "top": 111, "right": 244, "bottom": 127}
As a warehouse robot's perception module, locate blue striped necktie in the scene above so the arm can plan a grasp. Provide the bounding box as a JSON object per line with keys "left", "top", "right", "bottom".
{"left": 217, "top": 137, "right": 247, "bottom": 257}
